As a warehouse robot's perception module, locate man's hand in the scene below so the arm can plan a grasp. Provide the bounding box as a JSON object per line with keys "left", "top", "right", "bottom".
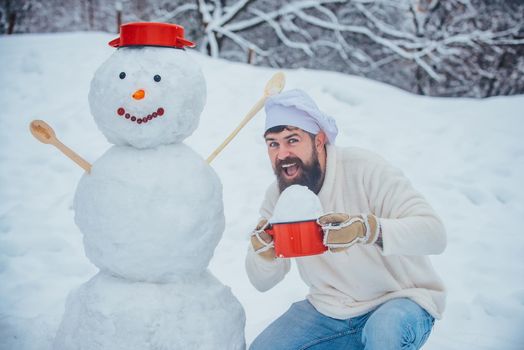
{"left": 317, "top": 213, "right": 379, "bottom": 252}
{"left": 250, "top": 219, "right": 276, "bottom": 261}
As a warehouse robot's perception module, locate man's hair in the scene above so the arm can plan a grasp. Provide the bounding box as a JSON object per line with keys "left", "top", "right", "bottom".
{"left": 264, "top": 125, "right": 316, "bottom": 142}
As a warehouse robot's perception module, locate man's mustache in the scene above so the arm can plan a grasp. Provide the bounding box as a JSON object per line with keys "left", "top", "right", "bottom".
{"left": 276, "top": 157, "right": 303, "bottom": 171}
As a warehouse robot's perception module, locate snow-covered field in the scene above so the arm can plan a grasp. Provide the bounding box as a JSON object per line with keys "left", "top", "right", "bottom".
{"left": 1, "top": 32, "right": 523, "bottom": 349}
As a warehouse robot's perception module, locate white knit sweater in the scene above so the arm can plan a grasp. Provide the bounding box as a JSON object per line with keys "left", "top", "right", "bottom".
{"left": 245, "top": 145, "right": 447, "bottom": 319}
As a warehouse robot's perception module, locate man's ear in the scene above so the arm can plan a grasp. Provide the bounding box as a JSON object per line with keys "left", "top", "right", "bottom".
{"left": 315, "top": 131, "right": 327, "bottom": 151}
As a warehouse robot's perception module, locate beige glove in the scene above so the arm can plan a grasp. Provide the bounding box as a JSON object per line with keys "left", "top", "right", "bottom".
{"left": 250, "top": 219, "right": 275, "bottom": 261}
{"left": 317, "top": 213, "right": 379, "bottom": 252}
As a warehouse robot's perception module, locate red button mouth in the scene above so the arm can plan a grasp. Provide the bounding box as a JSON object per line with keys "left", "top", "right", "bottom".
{"left": 116, "top": 107, "right": 165, "bottom": 124}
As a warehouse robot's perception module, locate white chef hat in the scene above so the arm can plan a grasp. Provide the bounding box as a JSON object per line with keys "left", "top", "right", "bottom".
{"left": 264, "top": 89, "right": 338, "bottom": 144}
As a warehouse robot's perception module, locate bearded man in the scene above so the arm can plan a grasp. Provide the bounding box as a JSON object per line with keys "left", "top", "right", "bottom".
{"left": 246, "top": 89, "right": 446, "bottom": 350}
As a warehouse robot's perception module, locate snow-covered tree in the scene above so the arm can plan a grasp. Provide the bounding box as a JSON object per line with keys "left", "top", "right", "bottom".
{"left": 144, "top": 0, "right": 524, "bottom": 97}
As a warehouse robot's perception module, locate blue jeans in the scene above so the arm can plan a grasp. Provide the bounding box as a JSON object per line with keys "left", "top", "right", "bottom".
{"left": 250, "top": 298, "right": 434, "bottom": 350}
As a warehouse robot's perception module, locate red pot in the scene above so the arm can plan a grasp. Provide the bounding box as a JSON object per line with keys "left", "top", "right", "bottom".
{"left": 266, "top": 220, "right": 327, "bottom": 258}
{"left": 108, "top": 22, "right": 195, "bottom": 49}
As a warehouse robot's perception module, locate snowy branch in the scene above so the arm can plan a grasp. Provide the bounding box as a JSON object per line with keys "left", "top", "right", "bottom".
{"left": 153, "top": 4, "right": 198, "bottom": 23}
{"left": 99, "top": 0, "right": 523, "bottom": 97}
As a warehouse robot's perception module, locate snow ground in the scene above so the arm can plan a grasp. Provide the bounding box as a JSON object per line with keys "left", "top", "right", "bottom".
{"left": 1, "top": 32, "right": 524, "bottom": 349}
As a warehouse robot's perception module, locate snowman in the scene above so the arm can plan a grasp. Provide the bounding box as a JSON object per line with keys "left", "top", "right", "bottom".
{"left": 51, "top": 23, "right": 246, "bottom": 349}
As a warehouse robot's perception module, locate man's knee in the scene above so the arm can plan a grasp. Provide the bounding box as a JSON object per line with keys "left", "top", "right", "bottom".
{"left": 362, "top": 316, "right": 408, "bottom": 348}
{"left": 361, "top": 298, "right": 434, "bottom": 349}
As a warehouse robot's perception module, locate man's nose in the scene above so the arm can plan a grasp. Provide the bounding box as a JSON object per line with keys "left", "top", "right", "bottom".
{"left": 276, "top": 147, "right": 291, "bottom": 160}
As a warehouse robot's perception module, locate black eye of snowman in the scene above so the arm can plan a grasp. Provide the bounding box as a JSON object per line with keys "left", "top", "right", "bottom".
{"left": 119, "top": 72, "right": 126, "bottom": 79}
{"left": 154, "top": 74, "right": 161, "bottom": 82}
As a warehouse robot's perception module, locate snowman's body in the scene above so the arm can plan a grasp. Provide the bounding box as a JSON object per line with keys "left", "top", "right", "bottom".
{"left": 74, "top": 144, "right": 224, "bottom": 282}
{"left": 53, "top": 43, "right": 245, "bottom": 349}
{"left": 54, "top": 272, "right": 245, "bottom": 350}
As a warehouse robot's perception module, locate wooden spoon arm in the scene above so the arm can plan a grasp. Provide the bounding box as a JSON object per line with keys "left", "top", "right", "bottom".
{"left": 206, "top": 71, "right": 285, "bottom": 164}
{"left": 53, "top": 139, "right": 92, "bottom": 173}
{"left": 206, "top": 96, "right": 266, "bottom": 164}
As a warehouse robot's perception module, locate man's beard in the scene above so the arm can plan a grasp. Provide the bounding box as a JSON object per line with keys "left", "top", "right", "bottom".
{"left": 275, "top": 147, "right": 323, "bottom": 194}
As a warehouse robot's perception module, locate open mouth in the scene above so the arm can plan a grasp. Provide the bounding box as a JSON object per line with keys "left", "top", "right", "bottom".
{"left": 281, "top": 162, "right": 300, "bottom": 179}
{"left": 116, "top": 107, "right": 165, "bottom": 125}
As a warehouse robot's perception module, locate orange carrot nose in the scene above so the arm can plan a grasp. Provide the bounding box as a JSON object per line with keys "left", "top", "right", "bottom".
{"left": 132, "top": 89, "right": 146, "bottom": 100}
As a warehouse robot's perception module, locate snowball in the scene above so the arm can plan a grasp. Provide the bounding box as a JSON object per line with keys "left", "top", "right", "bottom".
{"left": 53, "top": 271, "right": 246, "bottom": 350}
{"left": 88, "top": 46, "right": 206, "bottom": 148}
{"left": 270, "top": 185, "right": 324, "bottom": 223}
{"left": 74, "top": 143, "right": 224, "bottom": 282}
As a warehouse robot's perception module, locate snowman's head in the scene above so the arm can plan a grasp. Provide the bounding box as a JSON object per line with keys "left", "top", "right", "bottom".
{"left": 89, "top": 46, "right": 206, "bottom": 148}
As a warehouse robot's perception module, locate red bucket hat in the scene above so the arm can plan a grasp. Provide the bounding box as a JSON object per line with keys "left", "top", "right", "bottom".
{"left": 108, "top": 22, "right": 195, "bottom": 49}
